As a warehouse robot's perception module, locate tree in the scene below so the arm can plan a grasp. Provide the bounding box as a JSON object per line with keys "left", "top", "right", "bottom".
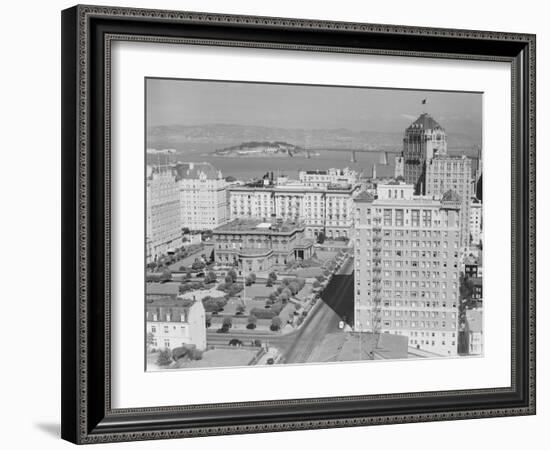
{"left": 312, "top": 280, "right": 321, "bottom": 288}
{"left": 268, "top": 271, "right": 277, "bottom": 282}
{"left": 236, "top": 304, "right": 246, "bottom": 314}
{"left": 222, "top": 316, "right": 233, "bottom": 328}
{"left": 245, "top": 273, "right": 256, "bottom": 286}
{"left": 226, "top": 269, "right": 237, "bottom": 283}
{"left": 266, "top": 278, "right": 273, "bottom": 287}
{"left": 316, "top": 274, "right": 325, "bottom": 282}
{"left": 205, "top": 270, "right": 217, "bottom": 284}
{"left": 179, "top": 283, "right": 193, "bottom": 294}
{"left": 247, "top": 315, "right": 257, "bottom": 329}
{"left": 156, "top": 349, "right": 172, "bottom": 366}
{"left": 192, "top": 260, "right": 205, "bottom": 271}
{"left": 270, "top": 316, "right": 282, "bottom": 331}
{"left": 317, "top": 231, "right": 326, "bottom": 244}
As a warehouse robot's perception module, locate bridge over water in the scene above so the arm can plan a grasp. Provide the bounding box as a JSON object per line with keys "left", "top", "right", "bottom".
{"left": 303, "top": 147, "right": 401, "bottom": 163}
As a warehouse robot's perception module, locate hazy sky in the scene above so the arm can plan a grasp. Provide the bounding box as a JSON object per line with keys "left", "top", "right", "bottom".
{"left": 146, "top": 78, "right": 482, "bottom": 137}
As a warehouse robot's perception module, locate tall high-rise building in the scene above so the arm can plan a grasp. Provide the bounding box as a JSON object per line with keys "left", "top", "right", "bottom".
{"left": 425, "top": 155, "right": 472, "bottom": 248}
{"left": 176, "top": 162, "right": 228, "bottom": 231}
{"left": 146, "top": 166, "right": 182, "bottom": 263}
{"left": 353, "top": 183, "right": 461, "bottom": 356}
{"left": 402, "top": 113, "right": 448, "bottom": 194}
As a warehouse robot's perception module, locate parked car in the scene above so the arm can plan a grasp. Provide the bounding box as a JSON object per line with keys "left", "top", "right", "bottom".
{"left": 216, "top": 326, "right": 229, "bottom": 333}
{"left": 338, "top": 320, "right": 345, "bottom": 330}
{"left": 266, "top": 358, "right": 274, "bottom": 365}
{"left": 195, "top": 272, "right": 205, "bottom": 277}
{"left": 228, "top": 339, "right": 243, "bottom": 347}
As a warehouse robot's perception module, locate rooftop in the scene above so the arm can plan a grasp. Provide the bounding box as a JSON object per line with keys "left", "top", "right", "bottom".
{"left": 145, "top": 296, "right": 200, "bottom": 322}
{"left": 175, "top": 162, "right": 221, "bottom": 180}
{"left": 213, "top": 219, "right": 304, "bottom": 234}
{"left": 442, "top": 190, "right": 462, "bottom": 203}
{"left": 354, "top": 191, "right": 375, "bottom": 203}
{"left": 406, "top": 113, "right": 444, "bottom": 132}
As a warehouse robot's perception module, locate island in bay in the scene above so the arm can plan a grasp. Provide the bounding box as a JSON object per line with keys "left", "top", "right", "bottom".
{"left": 213, "top": 141, "right": 315, "bottom": 158}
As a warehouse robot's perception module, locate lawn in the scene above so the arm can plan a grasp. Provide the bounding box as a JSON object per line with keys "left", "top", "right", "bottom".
{"left": 171, "top": 348, "right": 258, "bottom": 369}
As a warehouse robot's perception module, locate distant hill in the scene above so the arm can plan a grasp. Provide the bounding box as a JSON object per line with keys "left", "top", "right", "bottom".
{"left": 147, "top": 124, "right": 481, "bottom": 155}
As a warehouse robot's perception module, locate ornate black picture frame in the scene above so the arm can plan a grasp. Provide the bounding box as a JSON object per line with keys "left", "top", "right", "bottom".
{"left": 61, "top": 4, "right": 536, "bottom": 444}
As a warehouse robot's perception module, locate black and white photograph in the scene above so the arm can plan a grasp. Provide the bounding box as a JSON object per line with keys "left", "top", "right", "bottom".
{"left": 144, "top": 78, "right": 484, "bottom": 370}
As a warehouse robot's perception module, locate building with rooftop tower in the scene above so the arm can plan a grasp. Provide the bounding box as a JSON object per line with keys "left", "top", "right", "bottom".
{"left": 402, "top": 113, "right": 448, "bottom": 195}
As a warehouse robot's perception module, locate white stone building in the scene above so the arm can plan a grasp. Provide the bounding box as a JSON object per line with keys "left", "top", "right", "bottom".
{"left": 176, "top": 162, "right": 228, "bottom": 231}
{"left": 229, "top": 182, "right": 360, "bottom": 240}
{"left": 146, "top": 165, "right": 182, "bottom": 263}
{"left": 353, "top": 183, "right": 461, "bottom": 357}
{"left": 146, "top": 296, "right": 207, "bottom": 351}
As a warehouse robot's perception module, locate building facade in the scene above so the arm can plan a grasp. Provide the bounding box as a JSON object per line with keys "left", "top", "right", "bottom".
{"left": 228, "top": 181, "right": 359, "bottom": 240}
{"left": 394, "top": 155, "right": 404, "bottom": 179}
{"left": 402, "top": 113, "right": 448, "bottom": 195}
{"left": 176, "top": 162, "right": 228, "bottom": 231}
{"left": 425, "top": 155, "right": 472, "bottom": 248}
{"left": 146, "top": 296, "right": 207, "bottom": 351}
{"left": 470, "top": 199, "right": 482, "bottom": 246}
{"left": 298, "top": 167, "right": 358, "bottom": 188}
{"left": 146, "top": 166, "right": 182, "bottom": 263}
{"left": 353, "top": 184, "right": 461, "bottom": 356}
{"left": 212, "top": 219, "right": 313, "bottom": 274}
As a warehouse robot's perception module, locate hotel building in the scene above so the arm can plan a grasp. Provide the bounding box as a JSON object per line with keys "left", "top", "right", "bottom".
{"left": 402, "top": 113, "right": 448, "bottom": 195}
{"left": 146, "top": 296, "right": 207, "bottom": 351}
{"left": 228, "top": 180, "right": 360, "bottom": 240}
{"left": 212, "top": 219, "right": 313, "bottom": 274}
{"left": 425, "top": 155, "right": 472, "bottom": 248}
{"left": 353, "top": 183, "right": 461, "bottom": 356}
{"left": 146, "top": 165, "right": 182, "bottom": 263}
{"left": 176, "top": 162, "right": 228, "bottom": 231}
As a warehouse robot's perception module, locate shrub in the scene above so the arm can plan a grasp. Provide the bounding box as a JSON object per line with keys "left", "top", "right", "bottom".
{"left": 268, "top": 271, "right": 277, "bottom": 281}
{"left": 250, "top": 307, "right": 277, "bottom": 320}
{"left": 270, "top": 316, "right": 282, "bottom": 331}
{"left": 156, "top": 349, "right": 173, "bottom": 366}
{"left": 227, "top": 284, "right": 243, "bottom": 296}
{"left": 312, "top": 280, "right": 321, "bottom": 288}
{"left": 226, "top": 269, "right": 238, "bottom": 283}
{"left": 316, "top": 275, "right": 325, "bottom": 282}
{"left": 204, "top": 271, "right": 217, "bottom": 284}
{"left": 246, "top": 322, "right": 256, "bottom": 330}
{"left": 190, "top": 349, "right": 203, "bottom": 360}
{"left": 266, "top": 279, "right": 273, "bottom": 287}
{"left": 222, "top": 316, "right": 233, "bottom": 328}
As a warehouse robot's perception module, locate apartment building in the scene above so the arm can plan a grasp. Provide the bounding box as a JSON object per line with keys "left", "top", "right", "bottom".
{"left": 146, "top": 296, "right": 207, "bottom": 351}
{"left": 146, "top": 165, "right": 182, "bottom": 263}
{"left": 175, "top": 162, "right": 228, "bottom": 231}
{"left": 229, "top": 181, "right": 359, "bottom": 240}
{"left": 353, "top": 183, "right": 461, "bottom": 356}
{"left": 425, "top": 155, "right": 472, "bottom": 249}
